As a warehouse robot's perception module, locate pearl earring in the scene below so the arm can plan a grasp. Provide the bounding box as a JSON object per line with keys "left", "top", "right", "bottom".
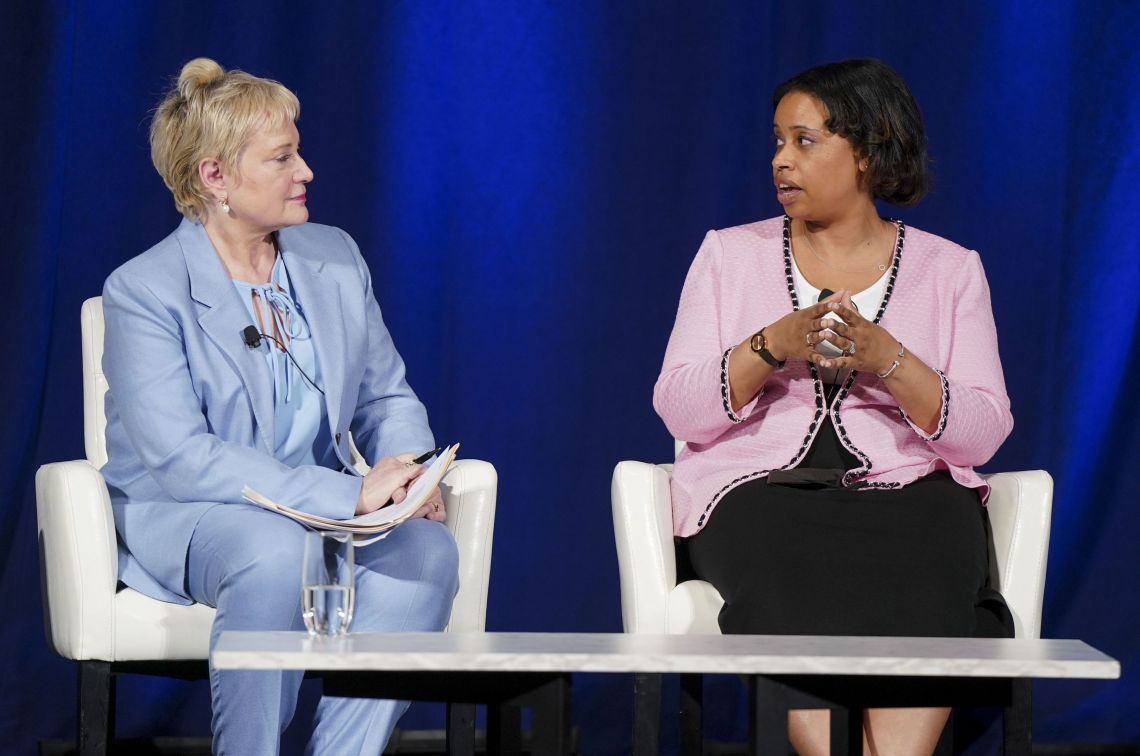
{"left": 220, "top": 196, "right": 230, "bottom": 214}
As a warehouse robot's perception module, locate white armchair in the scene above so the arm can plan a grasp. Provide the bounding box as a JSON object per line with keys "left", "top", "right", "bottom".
{"left": 612, "top": 460, "right": 1051, "bottom": 638}
{"left": 37, "top": 296, "right": 498, "bottom": 754}
{"left": 612, "top": 452, "right": 1052, "bottom": 754}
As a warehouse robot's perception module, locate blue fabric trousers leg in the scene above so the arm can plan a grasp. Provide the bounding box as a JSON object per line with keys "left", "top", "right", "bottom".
{"left": 187, "top": 506, "right": 460, "bottom": 756}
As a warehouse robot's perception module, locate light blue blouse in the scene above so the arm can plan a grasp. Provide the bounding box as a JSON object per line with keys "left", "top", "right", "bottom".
{"left": 233, "top": 255, "right": 329, "bottom": 467}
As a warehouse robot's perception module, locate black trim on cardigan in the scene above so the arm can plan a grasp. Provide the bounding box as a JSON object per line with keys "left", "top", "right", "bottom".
{"left": 719, "top": 348, "right": 747, "bottom": 424}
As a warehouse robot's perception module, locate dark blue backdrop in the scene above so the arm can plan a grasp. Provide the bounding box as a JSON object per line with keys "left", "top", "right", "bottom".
{"left": 3, "top": 2, "right": 1138, "bottom": 753}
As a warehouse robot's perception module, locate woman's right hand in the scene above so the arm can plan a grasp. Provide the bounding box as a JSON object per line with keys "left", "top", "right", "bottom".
{"left": 355, "top": 456, "right": 426, "bottom": 515}
{"left": 764, "top": 289, "right": 850, "bottom": 363}
{"left": 727, "top": 291, "right": 850, "bottom": 412}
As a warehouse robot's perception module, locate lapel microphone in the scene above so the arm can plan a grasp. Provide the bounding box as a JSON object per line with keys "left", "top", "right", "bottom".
{"left": 241, "top": 325, "right": 262, "bottom": 349}
{"left": 238, "top": 326, "right": 326, "bottom": 396}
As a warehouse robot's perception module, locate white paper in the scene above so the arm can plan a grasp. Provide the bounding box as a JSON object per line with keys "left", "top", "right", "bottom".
{"left": 241, "top": 444, "right": 459, "bottom": 534}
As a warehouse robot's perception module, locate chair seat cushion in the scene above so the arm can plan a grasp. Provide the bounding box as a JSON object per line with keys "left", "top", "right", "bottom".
{"left": 111, "top": 588, "right": 215, "bottom": 661}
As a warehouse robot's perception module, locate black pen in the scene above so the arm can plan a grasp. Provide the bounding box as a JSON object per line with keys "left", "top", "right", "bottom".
{"left": 411, "top": 446, "right": 445, "bottom": 465}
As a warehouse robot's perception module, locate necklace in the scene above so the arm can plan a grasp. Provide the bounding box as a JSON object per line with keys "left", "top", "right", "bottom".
{"left": 800, "top": 222, "right": 892, "bottom": 275}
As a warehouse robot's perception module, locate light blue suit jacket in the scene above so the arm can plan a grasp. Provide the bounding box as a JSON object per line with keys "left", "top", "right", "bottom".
{"left": 101, "top": 219, "right": 434, "bottom": 604}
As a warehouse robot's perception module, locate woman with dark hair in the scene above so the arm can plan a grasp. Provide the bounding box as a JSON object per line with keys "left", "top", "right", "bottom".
{"left": 654, "top": 59, "right": 1013, "bottom": 755}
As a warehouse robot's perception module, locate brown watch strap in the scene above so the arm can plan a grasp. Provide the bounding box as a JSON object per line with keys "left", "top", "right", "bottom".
{"left": 750, "top": 328, "right": 785, "bottom": 368}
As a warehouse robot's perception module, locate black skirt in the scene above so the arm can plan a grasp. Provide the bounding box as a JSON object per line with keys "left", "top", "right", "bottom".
{"left": 683, "top": 419, "right": 1012, "bottom": 639}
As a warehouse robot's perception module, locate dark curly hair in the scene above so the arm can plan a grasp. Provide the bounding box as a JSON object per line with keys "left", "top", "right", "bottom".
{"left": 773, "top": 59, "right": 929, "bottom": 207}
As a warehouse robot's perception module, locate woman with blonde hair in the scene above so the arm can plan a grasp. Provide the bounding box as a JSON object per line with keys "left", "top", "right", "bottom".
{"left": 101, "top": 58, "right": 458, "bottom": 753}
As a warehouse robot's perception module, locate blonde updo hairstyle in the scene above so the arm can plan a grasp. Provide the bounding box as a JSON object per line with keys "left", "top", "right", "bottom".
{"left": 150, "top": 58, "right": 300, "bottom": 220}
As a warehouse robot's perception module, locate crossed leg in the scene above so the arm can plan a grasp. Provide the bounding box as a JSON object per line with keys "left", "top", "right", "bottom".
{"left": 187, "top": 507, "right": 459, "bottom": 756}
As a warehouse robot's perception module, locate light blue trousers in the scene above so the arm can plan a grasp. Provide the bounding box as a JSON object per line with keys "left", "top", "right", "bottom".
{"left": 187, "top": 506, "right": 460, "bottom": 756}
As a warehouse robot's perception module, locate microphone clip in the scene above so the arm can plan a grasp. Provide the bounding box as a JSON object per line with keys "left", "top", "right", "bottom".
{"left": 241, "top": 326, "right": 262, "bottom": 349}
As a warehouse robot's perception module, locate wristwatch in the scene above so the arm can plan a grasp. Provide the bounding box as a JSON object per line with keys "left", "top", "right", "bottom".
{"left": 749, "top": 328, "right": 785, "bottom": 368}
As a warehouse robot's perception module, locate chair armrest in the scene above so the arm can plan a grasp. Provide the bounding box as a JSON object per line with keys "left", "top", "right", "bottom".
{"left": 439, "top": 459, "right": 497, "bottom": 632}
{"left": 612, "top": 461, "right": 676, "bottom": 633}
{"left": 35, "top": 460, "right": 118, "bottom": 660}
{"left": 984, "top": 470, "right": 1053, "bottom": 639}
{"left": 82, "top": 297, "right": 109, "bottom": 468}
{"left": 667, "top": 580, "right": 724, "bottom": 634}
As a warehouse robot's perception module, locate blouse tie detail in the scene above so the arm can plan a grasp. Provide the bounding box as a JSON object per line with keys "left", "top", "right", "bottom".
{"left": 249, "top": 285, "right": 313, "bottom": 402}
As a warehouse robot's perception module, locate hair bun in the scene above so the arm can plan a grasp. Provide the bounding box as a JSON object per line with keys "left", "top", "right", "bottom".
{"left": 177, "top": 57, "right": 225, "bottom": 99}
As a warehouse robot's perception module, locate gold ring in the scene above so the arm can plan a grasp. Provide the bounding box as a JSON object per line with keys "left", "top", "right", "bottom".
{"left": 806, "top": 333, "right": 812, "bottom": 346}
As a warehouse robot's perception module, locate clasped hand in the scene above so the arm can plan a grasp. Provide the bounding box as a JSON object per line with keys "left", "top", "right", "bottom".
{"left": 355, "top": 454, "right": 446, "bottom": 522}
{"left": 768, "top": 291, "right": 896, "bottom": 374}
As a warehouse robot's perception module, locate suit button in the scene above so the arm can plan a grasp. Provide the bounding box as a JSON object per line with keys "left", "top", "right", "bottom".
{"left": 335, "top": 433, "right": 342, "bottom": 443}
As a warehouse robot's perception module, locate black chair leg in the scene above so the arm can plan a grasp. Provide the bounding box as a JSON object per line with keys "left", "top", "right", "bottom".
{"left": 748, "top": 676, "right": 790, "bottom": 756}
{"left": 1003, "top": 679, "right": 1032, "bottom": 756}
{"left": 679, "top": 673, "right": 703, "bottom": 756}
{"left": 632, "top": 673, "right": 661, "bottom": 756}
{"left": 78, "top": 660, "right": 114, "bottom": 756}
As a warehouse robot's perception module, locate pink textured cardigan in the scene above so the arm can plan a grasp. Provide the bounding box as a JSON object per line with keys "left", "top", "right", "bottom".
{"left": 654, "top": 217, "right": 1013, "bottom": 537}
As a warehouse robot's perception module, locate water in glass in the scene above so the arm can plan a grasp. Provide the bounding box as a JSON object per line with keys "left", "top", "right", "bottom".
{"left": 301, "top": 531, "right": 355, "bottom": 637}
{"left": 302, "top": 583, "right": 355, "bottom": 636}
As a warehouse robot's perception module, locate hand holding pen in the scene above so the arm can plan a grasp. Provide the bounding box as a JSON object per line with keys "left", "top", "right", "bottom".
{"left": 355, "top": 455, "right": 425, "bottom": 516}
{"left": 396, "top": 447, "right": 447, "bottom": 522}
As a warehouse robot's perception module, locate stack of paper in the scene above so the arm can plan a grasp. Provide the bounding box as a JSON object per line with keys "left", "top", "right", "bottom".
{"left": 242, "top": 444, "right": 459, "bottom": 540}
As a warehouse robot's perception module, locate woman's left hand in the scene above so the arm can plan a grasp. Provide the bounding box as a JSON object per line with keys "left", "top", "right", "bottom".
{"left": 810, "top": 296, "right": 897, "bottom": 375}
{"left": 412, "top": 486, "right": 446, "bottom": 522}
{"left": 394, "top": 451, "right": 446, "bottom": 522}
{"left": 811, "top": 295, "right": 944, "bottom": 434}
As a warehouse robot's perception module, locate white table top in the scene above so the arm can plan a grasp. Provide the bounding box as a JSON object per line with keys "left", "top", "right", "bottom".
{"left": 213, "top": 631, "right": 1119, "bottom": 680}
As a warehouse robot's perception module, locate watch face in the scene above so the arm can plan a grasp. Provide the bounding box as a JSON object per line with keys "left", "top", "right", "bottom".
{"left": 751, "top": 330, "right": 782, "bottom": 367}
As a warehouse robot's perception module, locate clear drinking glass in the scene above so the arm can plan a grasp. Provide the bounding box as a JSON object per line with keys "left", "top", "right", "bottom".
{"left": 301, "top": 531, "right": 355, "bottom": 637}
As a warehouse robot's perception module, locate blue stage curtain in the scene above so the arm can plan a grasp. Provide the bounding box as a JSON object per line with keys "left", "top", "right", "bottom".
{"left": 3, "top": 2, "right": 1137, "bottom": 753}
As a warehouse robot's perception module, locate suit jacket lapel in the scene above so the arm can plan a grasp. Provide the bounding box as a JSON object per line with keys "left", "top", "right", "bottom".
{"left": 277, "top": 230, "right": 348, "bottom": 443}
{"left": 178, "top": 219, "right": 276, "bottom": 453}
